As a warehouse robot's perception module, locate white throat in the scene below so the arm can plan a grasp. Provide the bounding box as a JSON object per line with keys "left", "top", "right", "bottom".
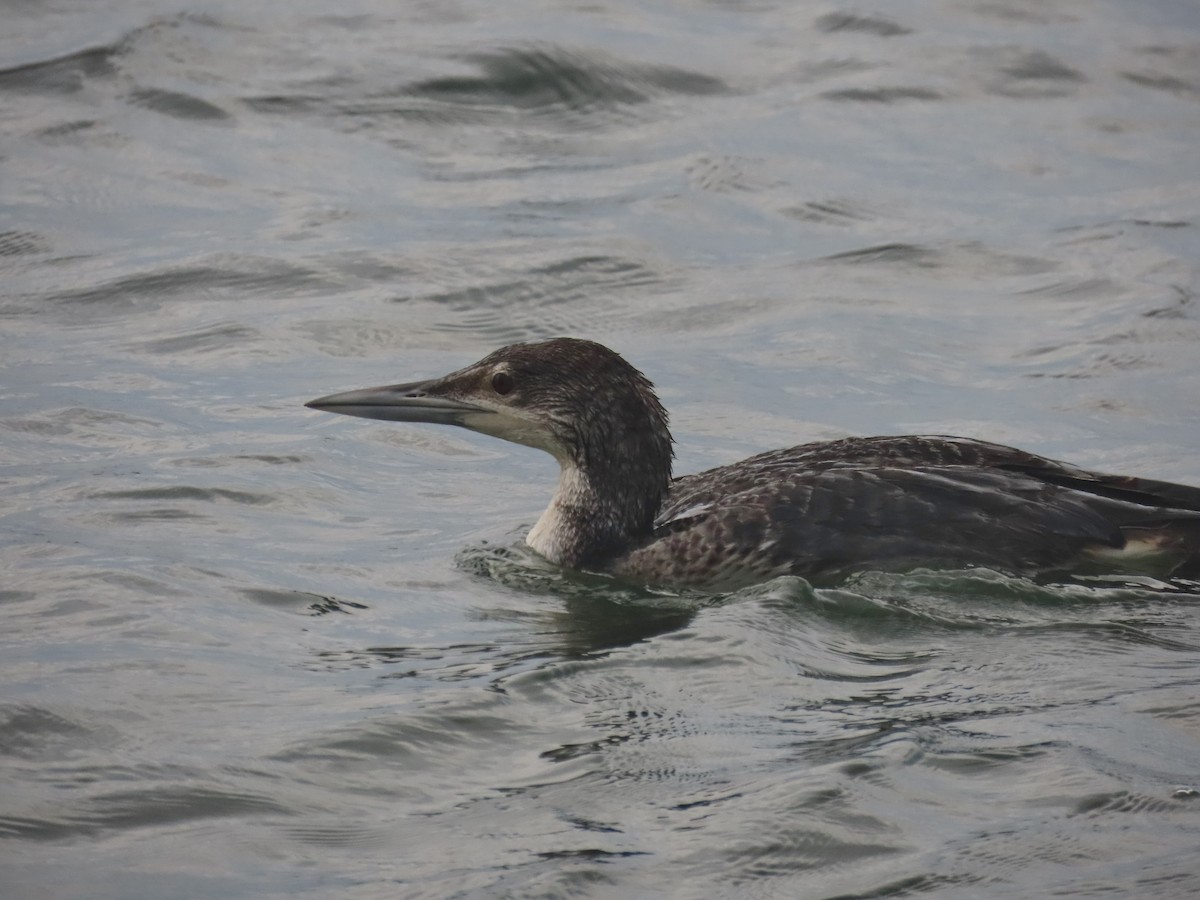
{"left": 525, "top": 464, "right": 590, "bottom": 564}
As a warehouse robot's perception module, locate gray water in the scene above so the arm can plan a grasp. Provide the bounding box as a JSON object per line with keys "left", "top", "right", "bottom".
{"left": 3, "top": 1, "right": 1200, "bottom": 897}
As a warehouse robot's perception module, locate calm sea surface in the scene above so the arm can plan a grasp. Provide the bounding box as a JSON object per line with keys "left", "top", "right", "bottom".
{"left": 3, "top": 1, "right": 1200, "bottom": 897}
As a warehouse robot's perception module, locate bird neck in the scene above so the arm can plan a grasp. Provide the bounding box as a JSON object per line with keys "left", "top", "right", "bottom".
{"left": 526, "top": 452, "right": 670, "bottom": 570}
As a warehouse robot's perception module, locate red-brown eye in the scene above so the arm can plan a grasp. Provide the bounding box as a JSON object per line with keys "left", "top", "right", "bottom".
{"left": 492, "top": 371, "right": 514, "bottom": 395}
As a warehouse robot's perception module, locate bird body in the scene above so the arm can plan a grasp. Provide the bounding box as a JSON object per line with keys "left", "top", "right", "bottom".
{"left": 307, "top": 339, "right": 1200, "bottom": 590}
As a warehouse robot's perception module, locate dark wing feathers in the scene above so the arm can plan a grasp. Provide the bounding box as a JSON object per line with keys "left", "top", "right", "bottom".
{"left": 996, "top": 466, "right": 1200, "bottom": 518}
{"left": 632, "top": 436, "right": 1200, "bottom": 585}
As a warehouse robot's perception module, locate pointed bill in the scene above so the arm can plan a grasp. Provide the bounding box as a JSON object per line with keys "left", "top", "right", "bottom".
{"left": 305, "top": 379, "right": 486, "bottom": 426}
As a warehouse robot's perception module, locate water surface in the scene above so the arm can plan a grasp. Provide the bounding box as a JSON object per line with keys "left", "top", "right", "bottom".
{"left": 3, "top": 1, "right": 1200, "bottom": 897}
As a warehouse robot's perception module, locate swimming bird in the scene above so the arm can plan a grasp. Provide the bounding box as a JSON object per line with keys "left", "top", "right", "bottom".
{"left": 307, "top": 338, "right": 1200, "bottom": 590}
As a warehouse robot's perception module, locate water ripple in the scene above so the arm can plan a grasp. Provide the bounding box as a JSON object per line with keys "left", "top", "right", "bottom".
{"left": 0, "top": 45, "right": 118, "bottom": 93}
{"left": 815, "top": 12, "right": 912, "bottom": 37}
{"left": 412, "top": 252, "right": 681, "bottom": 343}
{"left": 128, "top": 87, "right": 230, "bottom": 121}
{"left": 406, "top": 45, "right": 727, "bottom": 116}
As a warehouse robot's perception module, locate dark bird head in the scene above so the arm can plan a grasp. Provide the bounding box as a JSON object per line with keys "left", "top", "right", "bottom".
{"left": 307, "top": 338, "right": 675, "bottom": 567}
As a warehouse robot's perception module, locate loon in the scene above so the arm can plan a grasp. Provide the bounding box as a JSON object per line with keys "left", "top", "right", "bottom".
{"left": 307, "top": 338, "right": 1200, "bottom": 590}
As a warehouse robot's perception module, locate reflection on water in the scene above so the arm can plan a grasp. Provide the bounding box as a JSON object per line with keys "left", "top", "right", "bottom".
{"left": 3, "top": 0, "right": 1200, "bottom": 897}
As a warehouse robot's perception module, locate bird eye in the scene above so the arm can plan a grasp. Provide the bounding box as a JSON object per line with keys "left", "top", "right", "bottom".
{"left": 491, "top": 371, "right": 515, "bottom": 396}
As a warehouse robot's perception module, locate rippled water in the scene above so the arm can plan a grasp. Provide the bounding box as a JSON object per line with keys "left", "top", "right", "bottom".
{"left": 3, "top": 1, "right": 1200, "bottom": 897}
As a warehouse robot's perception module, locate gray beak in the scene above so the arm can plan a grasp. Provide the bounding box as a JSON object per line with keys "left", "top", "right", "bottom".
{"left": 305, "top": 379, "right": 485, "bottom": 426}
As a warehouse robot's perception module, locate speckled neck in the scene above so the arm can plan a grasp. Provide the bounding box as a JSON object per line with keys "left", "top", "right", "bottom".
{"left": 527, "top": 442, "right": 672, "bottom": 569}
